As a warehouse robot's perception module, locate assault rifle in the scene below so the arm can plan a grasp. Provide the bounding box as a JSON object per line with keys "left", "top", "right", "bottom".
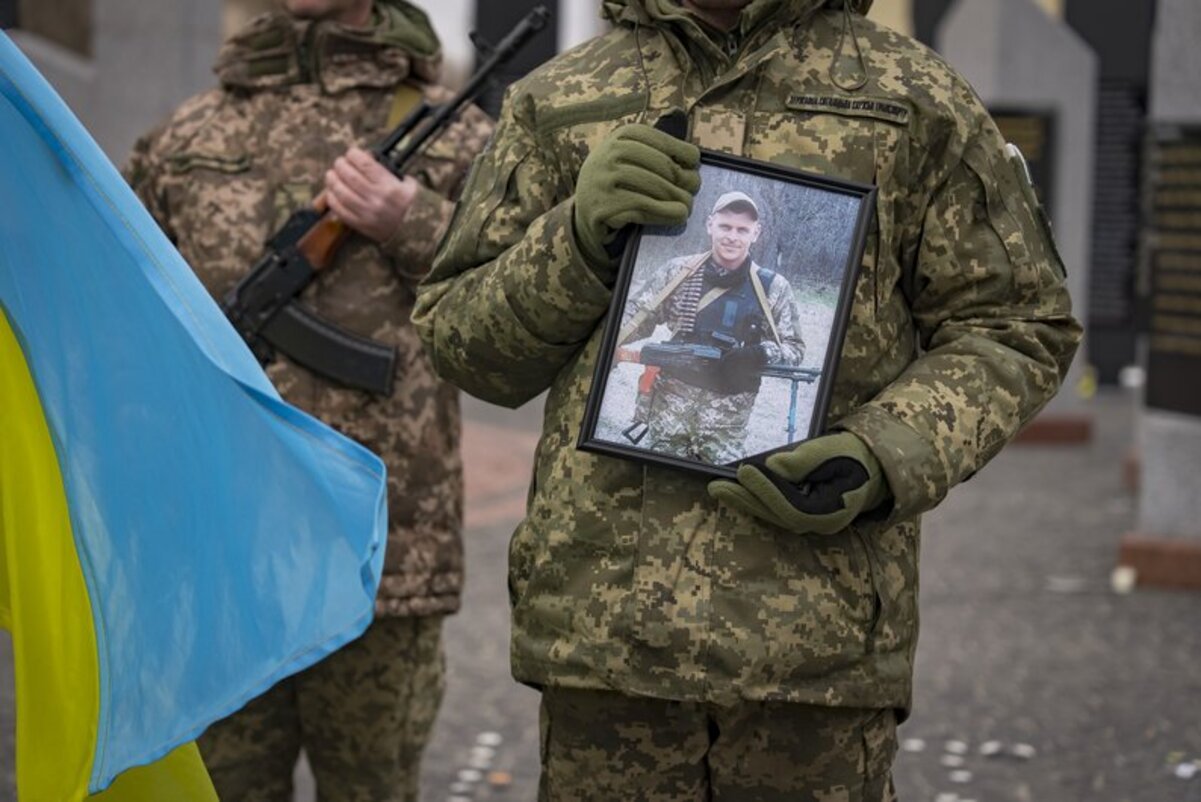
{"left": 220, "top": 6, "right": 550, "bottom": 395}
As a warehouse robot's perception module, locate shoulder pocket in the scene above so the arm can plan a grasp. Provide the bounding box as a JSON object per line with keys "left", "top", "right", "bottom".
{"left": 962, "top": 137, "right": 1066, "bottom": 287}
{"left": 1005, "top": 145, "right": 1067, "bottom": 278}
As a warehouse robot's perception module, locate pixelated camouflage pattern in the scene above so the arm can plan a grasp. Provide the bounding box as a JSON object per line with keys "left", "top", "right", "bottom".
{"left": 199, "top": 615, "right": 445, "bottom": 802}
{"left": 621, "top": 254, "right": 805, "bottom": 461}
{"left": 644, "top": 377, "right": 757, "bottom": 463}
{"left": 538, "top": 688, "right": 897, "bottom": 801}
{"left": 126, "top": 2, "right": 493, "bottom": 617}
{"left": 413, "top": 0, "right": 1081, "bottom": 711}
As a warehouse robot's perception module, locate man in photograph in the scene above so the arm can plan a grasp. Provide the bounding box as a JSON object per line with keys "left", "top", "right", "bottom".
{"left": 414, "top": 0, "right": 1081, "bottom": 798}
{"left": 615, "top": 190, "right": 805, "bottom": 463}
{"left": 124, "top": 0, "right": 491, "bottom": 799}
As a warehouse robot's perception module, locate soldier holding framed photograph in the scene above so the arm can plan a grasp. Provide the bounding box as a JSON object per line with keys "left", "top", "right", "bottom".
{"left": 582, "top": 154, "right": 872, "bottom": 477}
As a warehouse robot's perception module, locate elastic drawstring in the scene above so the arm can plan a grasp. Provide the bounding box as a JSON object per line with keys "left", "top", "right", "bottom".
{"left": 830, "top": 1, "right": 869, "bottom": 92}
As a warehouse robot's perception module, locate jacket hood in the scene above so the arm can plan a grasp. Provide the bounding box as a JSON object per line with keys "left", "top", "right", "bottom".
{"left": 215, "top": 0, "right": 441, "bottom": 92}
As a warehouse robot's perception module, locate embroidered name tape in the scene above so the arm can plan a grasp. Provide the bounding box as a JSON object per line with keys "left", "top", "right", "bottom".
{"left": 787, "top": 94, "right": 911, "bottom": 126}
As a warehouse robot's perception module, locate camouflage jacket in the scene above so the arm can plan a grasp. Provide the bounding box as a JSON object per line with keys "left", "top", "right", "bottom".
{"left": 414, "top": 0, "right": 1081, "bottom": 710}
{"left": 127, "top": 1, "right": 493, "bottom": 618}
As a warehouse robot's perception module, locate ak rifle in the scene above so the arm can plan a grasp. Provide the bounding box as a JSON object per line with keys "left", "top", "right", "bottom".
{"left": 221, "top": 6, "right": 551, "bottom": 395}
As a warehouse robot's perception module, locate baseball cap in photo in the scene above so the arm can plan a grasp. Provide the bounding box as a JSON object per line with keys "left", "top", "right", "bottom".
{"left": 711, "top": 190, "right": 759, "bottom": 219}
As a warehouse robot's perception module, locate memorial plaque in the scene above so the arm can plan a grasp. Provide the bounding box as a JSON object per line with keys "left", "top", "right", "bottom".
{"left": 1144, "top": 126, "right": 1201, "bottom": 417}
{"left": 1065, "top": 0, "right": 1158, "bottom": 384}
{"left": 992, "top": 107, "right": 1057, "bottom": 210}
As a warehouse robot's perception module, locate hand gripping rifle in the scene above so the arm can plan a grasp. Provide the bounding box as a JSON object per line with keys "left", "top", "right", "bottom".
{"left": 220, "top": 6, "right": 551, "bottom": 396}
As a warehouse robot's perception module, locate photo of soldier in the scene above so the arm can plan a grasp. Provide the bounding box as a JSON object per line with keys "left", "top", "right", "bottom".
{"left": 593, "top": 168, "right": 865, "bottom": 468}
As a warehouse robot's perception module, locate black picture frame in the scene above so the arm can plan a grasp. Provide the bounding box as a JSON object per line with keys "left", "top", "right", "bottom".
{"left": 577, "top": 150, "right": 876, "bottom": 480}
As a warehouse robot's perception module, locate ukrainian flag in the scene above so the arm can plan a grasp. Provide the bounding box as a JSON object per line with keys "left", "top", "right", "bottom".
{"left": 0, "top": 32, "right": 387, "bottom": 801}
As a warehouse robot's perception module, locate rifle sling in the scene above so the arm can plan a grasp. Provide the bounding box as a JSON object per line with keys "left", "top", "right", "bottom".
{"left": 749, "top": 268, "right": 783, "bottom": 348}
{"left": 386, "top": 82, "right": 426, "bottom": 131}
{"left": 260, "top": 302, "right": 397, "bottom": 396}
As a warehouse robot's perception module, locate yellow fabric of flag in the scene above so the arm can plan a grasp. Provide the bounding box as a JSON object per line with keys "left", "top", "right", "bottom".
{"left": 0, "top": 312, "right": 216, "bottom": 801}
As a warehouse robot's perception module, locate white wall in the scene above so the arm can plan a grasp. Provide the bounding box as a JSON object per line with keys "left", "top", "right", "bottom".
{"left": 422, "top": 0, "right": 475, "bottom": 87}
{"left": 558, "top": 2, "right": 607, "bottom": 51}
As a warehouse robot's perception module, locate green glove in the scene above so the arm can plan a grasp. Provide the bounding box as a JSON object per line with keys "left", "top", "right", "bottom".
{"left": 573, "top": 123, "right": 701, "bottom": 279}
{"left": 708, "top": 432, "right": 891, "bottom": 534}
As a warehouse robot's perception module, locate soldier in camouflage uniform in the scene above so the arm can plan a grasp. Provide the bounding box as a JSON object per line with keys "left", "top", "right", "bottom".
{"left": 617, "top": 190, "right": 805, "bottom": 463}
{"left": 415, "top": 0, "right": 1080, "bottom": 798}
{"left": 125, "top": 1, "right": 491, "bottom": 799}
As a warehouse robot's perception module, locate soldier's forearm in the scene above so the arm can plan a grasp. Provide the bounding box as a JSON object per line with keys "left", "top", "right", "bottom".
{"left": 414, "top": 202, "right": 613, "bottom": 406}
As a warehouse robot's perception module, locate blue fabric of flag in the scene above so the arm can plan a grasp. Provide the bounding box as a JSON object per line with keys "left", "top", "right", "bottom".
{"left": 0, "top": 32, "right": 387, "bottom": 792}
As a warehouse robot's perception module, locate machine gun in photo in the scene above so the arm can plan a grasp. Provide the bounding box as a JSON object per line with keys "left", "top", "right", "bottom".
{"left": 614, "top": 338, "right": 821, "bottom": 446}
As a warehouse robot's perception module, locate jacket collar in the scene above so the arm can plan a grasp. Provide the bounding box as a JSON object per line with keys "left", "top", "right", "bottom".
{"left": 602, "top": 0, "right": 875, "bottom": 100}
{"left": 214, "top": 0, "right": 441, "bottom": 94}
{"left": 602, "top": 0, "right": 874, "bottom": 40}
{"left": 603, "top": 0, "right": 872, "bottom": 80}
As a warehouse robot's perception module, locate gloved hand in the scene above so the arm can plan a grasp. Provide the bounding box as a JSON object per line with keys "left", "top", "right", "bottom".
{"left": 708, "top": 432, "right": 891, "bottom": 534}
{"left": 573, "top": 123, "right": 701, "bottom": 280}
{"left": 720, "top": 343, "right": 768, "bottom": 379}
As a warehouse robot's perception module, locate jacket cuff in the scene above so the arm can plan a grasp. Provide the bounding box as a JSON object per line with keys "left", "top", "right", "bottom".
{"left": 380, "top": 183, "right": 454, "bottom": 280}
{"left": 569, "top": 200, "right": 622, "bottom": 285}
{"left": 835, "top": 404, "right": 947, "bottom": 523}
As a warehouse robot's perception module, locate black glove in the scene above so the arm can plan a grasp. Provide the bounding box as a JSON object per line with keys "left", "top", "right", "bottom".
{"left": 708, "top": 432, "right": 891, "bottom": 534}
{"left": 719, "top": 343, "right": 768, "bottom": 392}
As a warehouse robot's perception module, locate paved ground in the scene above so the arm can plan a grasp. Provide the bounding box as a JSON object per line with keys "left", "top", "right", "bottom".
{"left": 1, "top": 389, "right": 1198, "bottom": 801}
{"left": 418, "top": 389, "right": 1201, "bottom": 802}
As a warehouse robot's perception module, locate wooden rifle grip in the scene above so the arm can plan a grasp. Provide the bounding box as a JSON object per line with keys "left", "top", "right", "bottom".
{"left": 297, "top": 214, "right": 351, "bottom": 271}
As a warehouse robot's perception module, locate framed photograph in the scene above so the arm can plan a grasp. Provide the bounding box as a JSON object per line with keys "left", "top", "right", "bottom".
{"left": 578, "top": 151, "right": 876, "bottom": 480}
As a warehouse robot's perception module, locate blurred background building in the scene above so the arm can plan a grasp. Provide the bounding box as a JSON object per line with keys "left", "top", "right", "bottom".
{"left": 0, "top": 0, "right": 1145, "bottom": 388}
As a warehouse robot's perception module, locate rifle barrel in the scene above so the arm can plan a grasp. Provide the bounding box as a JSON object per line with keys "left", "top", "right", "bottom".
{"left": 383, "top": 5, "right": 550, "bottom": 173}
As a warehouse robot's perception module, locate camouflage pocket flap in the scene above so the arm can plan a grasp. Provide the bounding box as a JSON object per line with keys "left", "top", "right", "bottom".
{"left": 420, "top": 135, "right": 461, "bottom": 163}
{"left": 165, "top": 152, "right": 252, "bottom": 175}
{"left": 786, "top": 94, "right": 911, "bottom": 127}
{"left": 534, "top": 93, "right": 646, "bottom": 134}
{"left": 1005, "top": 145, "right": 1067, "bottom": 278}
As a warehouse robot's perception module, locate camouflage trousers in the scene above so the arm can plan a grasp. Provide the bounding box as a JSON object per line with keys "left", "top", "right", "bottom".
{"left": 646, "top": 377, "right": 756, "bottom": 464}
{"left": 538, "top": 689, "right": 898, "bottom": 802}
{"left": 198, "top": 615, "right": 445, "bottom": 802}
